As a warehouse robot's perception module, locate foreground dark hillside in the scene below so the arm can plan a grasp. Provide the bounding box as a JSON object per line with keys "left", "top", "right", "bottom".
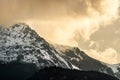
{"left": 0, "top": 63, "right": 119, "bottom": 80}
{"left": 0, "top": 62, "right": 38, "bottom": 80}
{"left": 28, "top": 67, "right": 119, "bottom": 80}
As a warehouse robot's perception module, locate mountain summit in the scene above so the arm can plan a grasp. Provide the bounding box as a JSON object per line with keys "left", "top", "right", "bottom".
{"left": 0, "top": 23, "right": 73, "bottom": 68}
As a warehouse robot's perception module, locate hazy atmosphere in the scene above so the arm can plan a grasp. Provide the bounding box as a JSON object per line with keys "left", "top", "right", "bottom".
{"left": 0, "top": 0, "right": 120, "bottom": 64}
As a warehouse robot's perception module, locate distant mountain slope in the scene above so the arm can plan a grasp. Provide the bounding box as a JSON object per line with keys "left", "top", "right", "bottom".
{"left": 54, "top": 45, "right": 120, "bottom": 79}
{"left": 28, "top": 67, "right": 119, "bottom": 80}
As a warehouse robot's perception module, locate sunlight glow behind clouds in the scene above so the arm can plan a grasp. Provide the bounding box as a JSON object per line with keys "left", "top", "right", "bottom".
{"left": 0, "top": 0, "right": 120, "bottom": 64}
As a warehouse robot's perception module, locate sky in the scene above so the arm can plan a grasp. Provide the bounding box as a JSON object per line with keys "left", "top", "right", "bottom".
{"left": 0, "top": 0, "right": 120, "bottom": 64}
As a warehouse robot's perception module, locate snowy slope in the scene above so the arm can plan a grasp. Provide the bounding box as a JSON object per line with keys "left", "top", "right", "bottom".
{"left": 0, "top": 23, "right": 72, "bottom": 69}
{"left": 54, "top": 45, "right": 120, "bottom": 79}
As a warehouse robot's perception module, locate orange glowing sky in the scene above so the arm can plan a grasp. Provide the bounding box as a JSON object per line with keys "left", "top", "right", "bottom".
{"left": 0, "top": 0, "right": 120, "bottom": 64}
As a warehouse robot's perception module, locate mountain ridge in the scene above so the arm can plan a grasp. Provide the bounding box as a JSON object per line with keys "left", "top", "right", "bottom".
{"left": 0, "top": 23, "right": 119, "bottom": 80}
{"left": 53, "top": 44, "right": 120, "bottom": 79}
{"left": 0, "top": 23, "right": 73, "bottom": 69}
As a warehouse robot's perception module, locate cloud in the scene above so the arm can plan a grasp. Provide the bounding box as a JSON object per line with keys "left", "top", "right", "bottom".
{"left": 0, "top": 0, "right": 120, "bottom": 64}
{"left": 26, "top": 0, "right": 119, "bottom": 46}
{"left": 77, "top": 19, "right": 120, "bottom": 64}
{"left": 85, "top": 48, "right": 118, "bottom": 64}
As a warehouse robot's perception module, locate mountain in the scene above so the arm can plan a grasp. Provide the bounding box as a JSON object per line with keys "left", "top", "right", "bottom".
{"left": 0, "top": 23, "right": 73, "bottom": 68}
{"left": 0, "top": 23, "right": 119, "bottom": 80}
{"left": 54, "top": 45, "right": 120, "bottom": 79}
{"left": 28, "top": 67, "right": 119, "bottom": 80}
{"left": 0, "top": 23, "right": 74, "bottom": 80}
{"left": 56, "top": 45, "right": 120, "bottom": 79}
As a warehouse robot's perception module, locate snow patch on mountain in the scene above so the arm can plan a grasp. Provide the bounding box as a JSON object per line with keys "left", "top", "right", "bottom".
{"left": 106, "top": 64, "right": 119, "bottom": 73}
{"left": 0, "top": 23, "right": 73, "bottom": 69}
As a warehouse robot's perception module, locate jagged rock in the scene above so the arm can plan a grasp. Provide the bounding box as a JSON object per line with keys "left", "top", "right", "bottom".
{"left": 0, "top": 23, "right": 72, "bottom": 69}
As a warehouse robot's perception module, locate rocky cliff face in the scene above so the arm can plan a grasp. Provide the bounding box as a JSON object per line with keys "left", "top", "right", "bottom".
{"left": 0, "top": 23, "right": 73, "bottom": 69}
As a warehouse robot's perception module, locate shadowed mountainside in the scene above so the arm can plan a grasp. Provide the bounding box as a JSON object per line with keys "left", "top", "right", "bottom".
{"left": 28, "top": 67, "right": 119, "bottom": 80}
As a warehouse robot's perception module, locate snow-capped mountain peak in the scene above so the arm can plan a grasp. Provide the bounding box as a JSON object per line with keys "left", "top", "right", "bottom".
{"left": 0, "top": 23, "right": 119, "bottom": 79}
{"left": 0, "top": 23, "right": 73, "bottom": 69}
